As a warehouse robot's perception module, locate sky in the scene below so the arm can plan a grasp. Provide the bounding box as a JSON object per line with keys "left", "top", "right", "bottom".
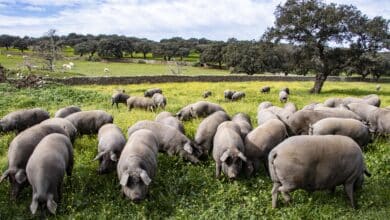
{"left": 0, "top": 0, "right": 388, "bottom": 41}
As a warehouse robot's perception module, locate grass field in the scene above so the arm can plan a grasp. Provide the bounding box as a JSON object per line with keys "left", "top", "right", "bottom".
{"left": 0, "top": 81, "right": 389, "bottom": 219}
{"left": 0, "top": 48, "right": 224, "bottom": 77}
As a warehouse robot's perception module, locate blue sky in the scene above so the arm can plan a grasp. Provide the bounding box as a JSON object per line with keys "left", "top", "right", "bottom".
{"left": 0, "top": 0, "right": 388, "bottom": 41}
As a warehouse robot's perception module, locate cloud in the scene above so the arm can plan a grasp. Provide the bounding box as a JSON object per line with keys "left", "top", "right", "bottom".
{"left": 325, "top": 0, "right": 390, "bottom": 19}
{"left": 24, "top": 5, "right": 45, "bottom": 12}
{"left": 0, "top": 0, "right": 388, "bottom": 41}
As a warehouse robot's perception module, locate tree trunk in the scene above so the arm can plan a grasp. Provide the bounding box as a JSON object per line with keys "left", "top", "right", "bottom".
{"left": 48, "top": 59, "right": 54, "bottom": 72}
{"left": 218, "top": 61, "right": 222, "bottom": 69}
{"left": 310, "top": 73, "right": 328, "bottom": 94}
{"left": 143, "top": 53, "right": 146, "bottom": 59}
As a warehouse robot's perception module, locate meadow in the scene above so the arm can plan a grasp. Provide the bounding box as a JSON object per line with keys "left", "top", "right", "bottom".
{"left": 0, "top": 49, "right": 229, "bottom": 77}
{"left": 0, "top": 81, "right": 389, "bottom": 219}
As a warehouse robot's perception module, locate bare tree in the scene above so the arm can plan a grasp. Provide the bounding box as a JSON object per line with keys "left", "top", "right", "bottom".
{"left": 167, "top": 59, "right": 186, "bottom": 75}
{"left": 33, "top": 29, "right": 62, "bottom": 71}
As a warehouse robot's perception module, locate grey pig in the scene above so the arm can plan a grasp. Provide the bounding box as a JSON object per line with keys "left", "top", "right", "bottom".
{"left": 224, "top": 90, "right": 235, "bottom": 100}
{"left": 155, "top": 111, "right": 185, "bottom": 134}
{"left": 367, "top": 108, "right": 390, "bottom": 134}
{"left": 127, "top": 96, "right": 156, "bottom": 112}
{"left": 144, "top": 88, "right": 162, "bottom": 97}
{"left": 65, "top": 110, "right": 113, "bottom": 135}
{"left": 195, "top": 111, "right": 230, "bottom": 156}
{"left": 152, "top": 93, "right": 167, "bottom": 109}
{"left": 301, "top": 102, "right": 325, "bottom": 111}
{"left": 313, "top": 106, "right": 362, "bottom": 119}
{"left": 94, "top": 124, "right": 126, "bottom": 174}
{"left": 112, "top": 91, "right": 130, "bottom": 108}
{"left": 127, "top": 120, "right": 202, "bottom": 163}
{"left": 40, "top": 118, "right": 77, "bottom": 143}
{"left": 0, "top": 108, "right": 50, "bottom": 133}
{"left": 257, "top": 109, "right": 279, "bottom": 126}
{"left": 257, "top": 101, "right": 273, "bottom": 112}
{"left": 309, "top": 117, "right": 370, "bottom": 148}
{"left": 281, "top": 87, "right": 290, "bottom": 95}
{"left": 54, "top": 106, "right": 81, "bottom": 118}
{"left": 269, "top": 135, "right": 370, "bottom": 208}
{"left": 347, "top": 102, "right": 378, "bottom": 122}
{"left": 324, "top": 94, "right": 380, "bottom": 107}
{"left": 287, "top": 109, "right": 361, "bottom": 135}
{"left": 231, "top": 91, "right": 245, "bottom": 101}
{"left": 261, "top": 86, "right": 270, "bottom": 93}
{"left": 0, "top": 124, "right": 69, "bottom": 199}
{"left": 264, "top": 104, "right": 293, "bottom": 121}
{"left": 27, "top": 133, "right": 73, "bottom": 215}
{"left": 231, "top": 112, "right": 252, "bottom": 138}
{"left": 213, "top": 121, "right": 247, "bottom": 179}
{"left": 279, "top": 90, "right": 288, "bottom": 103}
{"left": 203, "top": 91, "right": 212, "bottom": 98}
{"left": 244, "top": 119, "right": 288, "bottom": 176}
{"left": 118, "top": 129, "right": 158, "bottom": 202}
{"left": 176, "top": 101, "right": 225, "bottom": 121}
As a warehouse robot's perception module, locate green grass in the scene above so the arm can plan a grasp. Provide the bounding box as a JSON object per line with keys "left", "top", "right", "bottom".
{"left": 0, "top": 50, "right": 228, "bottom": 77}
{"left": 0, "top": 81, "right": 389, "bottom": 219}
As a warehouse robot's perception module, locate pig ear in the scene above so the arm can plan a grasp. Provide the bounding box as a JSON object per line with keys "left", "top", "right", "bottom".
{"left": 47, "top": 195, "right": 57, "bottom": 214}
{"left": 15, "top": 170, "right": 26, "bottom": 184}
{"left": 120, "top": 172, "right": 130, "bottom": 186}
{"left": 93, "top": 151, "right": 106, "bottom": 161}
{"left": 140, "top": 170, "right": 152, "bottom": 186}
{"left": 238, "top": 152, "right": 247, "bottom": 162}
{"left": 183, "top": 143, "right": 193, "bottom": 154}
{"left": 220, "top": 150, "right": 230, "bottom": 162}
{"left": 0, "top": 169, "right": 10, "bottom": 183}
{"left": 110, "top": 151, "right": 118, "bottom": 162}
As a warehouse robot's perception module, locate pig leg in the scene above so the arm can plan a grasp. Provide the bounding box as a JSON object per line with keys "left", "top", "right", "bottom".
{"left": 66, "top": 163, "right": 73, "bottom": 177}
{"left": 271, "top": 182, "right": 281, "bottom": 208}
{"left": 344, "top": 183, "right": 356, "bottom": 208}
{"left": 215, "top": 162, "right": 221, "bottom": 178}
{"left": 278, "top": 185, "right": 292, "bottom": 204}
{"left": 263, "top": 159, "right": 270, "bottom": 176}
{"left": 56, "top": 186, "right": 62, "bottom": 202}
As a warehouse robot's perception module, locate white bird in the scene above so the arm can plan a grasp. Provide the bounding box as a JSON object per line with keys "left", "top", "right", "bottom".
{"left": 6, "top": 54, "right": 12, "bottom": 57}
{"left": 104, "top": 67, "right": 110, "bottom": 73}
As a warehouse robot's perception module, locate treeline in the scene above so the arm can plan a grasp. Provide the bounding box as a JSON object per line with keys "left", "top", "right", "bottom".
{"left": 1, "top": 33, "right": 389, "bottom": 79}
{"left": 0, "top": 33, "right": 212, "bottom": 60}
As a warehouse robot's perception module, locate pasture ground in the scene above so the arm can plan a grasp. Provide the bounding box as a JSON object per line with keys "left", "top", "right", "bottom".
{"left": 0, "top": 49, "right": 228, "bottom": 77}
{"left": 0, "top": 81, "right": 389, "bottom": 219}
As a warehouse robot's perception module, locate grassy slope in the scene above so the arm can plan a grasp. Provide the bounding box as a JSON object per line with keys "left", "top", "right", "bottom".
{"left": 0, "top": 81, "right": 389, "bottom": 219}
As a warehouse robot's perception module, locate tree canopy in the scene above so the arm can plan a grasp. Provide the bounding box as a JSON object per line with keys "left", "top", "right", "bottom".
{"left": 264, "top": 0, "right": 389, "bottom": 93}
